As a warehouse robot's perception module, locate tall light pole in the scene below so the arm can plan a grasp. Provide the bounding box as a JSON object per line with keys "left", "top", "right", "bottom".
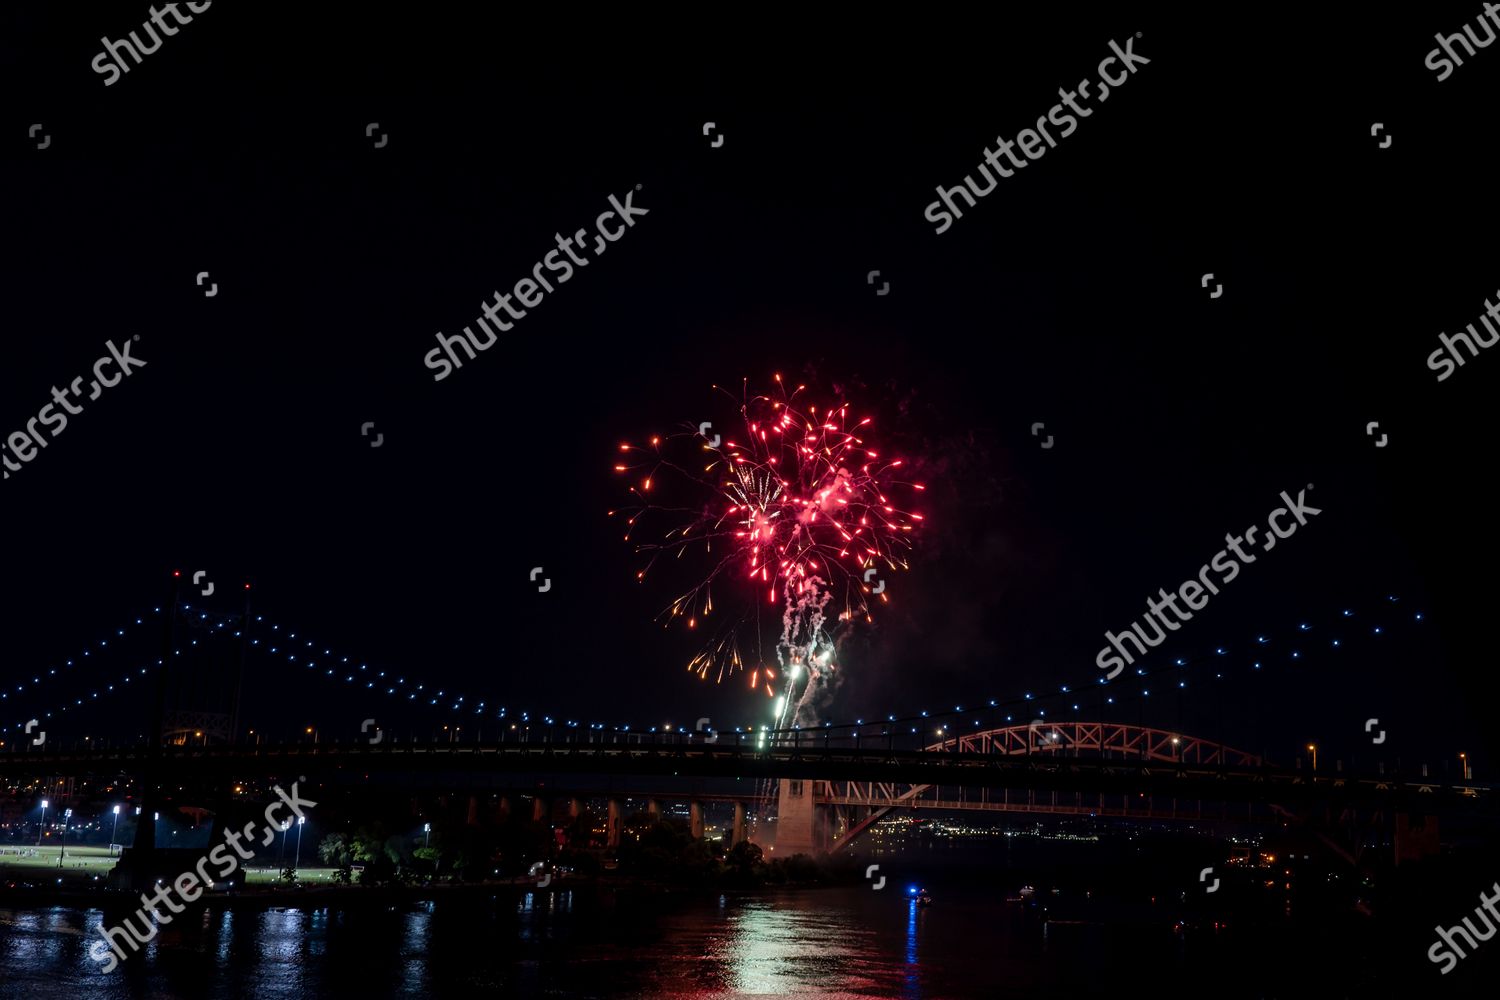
{"left": 294, "top": 815, "right": 305, "bottom": 870}
{"left": 1460, "top": 752, "right": 1470, "bottom": 780}
{"left": 110, "top": 805, "right": 121, "bottom": 854}
{"left": 58, "top": 809, "right": 73, "bottom": 867}
{"left": 424, "top": 822, "right": 431, "bottom": 849}
{"left": 1307, "top": 743, "right": 1317, "bottom": 771}
{"left": 279, "top": 820, "right": 291, "bottom": 867}
{"left": 37, "top": 799, "right": 49, "bottom": 847}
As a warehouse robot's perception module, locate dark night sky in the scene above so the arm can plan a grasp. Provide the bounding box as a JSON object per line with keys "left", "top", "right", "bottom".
{"left": 2, "top": 5, "right": 1496, "bottom": 772}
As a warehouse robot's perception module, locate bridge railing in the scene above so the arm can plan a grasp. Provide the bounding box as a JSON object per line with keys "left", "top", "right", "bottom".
{"left": 1, "top": 721, "right": 1476, "bottom": 787}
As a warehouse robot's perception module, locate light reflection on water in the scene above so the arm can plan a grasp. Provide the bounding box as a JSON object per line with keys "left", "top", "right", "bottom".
{"left": 0, "top": 884, "right": 1366, "bottom": 998}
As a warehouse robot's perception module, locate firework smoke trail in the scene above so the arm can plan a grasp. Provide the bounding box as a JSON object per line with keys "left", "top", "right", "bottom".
{"left": 612, "top": 376, "right": 924, "bottom": 727}
{"left": 773, "top": 575, "right": 833, "bottom": 730}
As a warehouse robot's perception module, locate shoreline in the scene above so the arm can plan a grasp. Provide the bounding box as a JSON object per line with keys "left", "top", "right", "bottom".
{"left": 0, "top": 875, "right": 844, "bottom": 911}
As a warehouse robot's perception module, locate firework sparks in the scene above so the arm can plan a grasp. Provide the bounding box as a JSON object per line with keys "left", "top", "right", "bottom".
{"left": 612, "top": 376, "right": 924, "bottom": 724}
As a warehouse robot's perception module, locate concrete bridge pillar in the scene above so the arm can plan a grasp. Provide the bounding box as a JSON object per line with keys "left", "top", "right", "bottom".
{"left": 689, "top": 801, "right": 704, "bottom": 839}
{"left": 496, "top": 796, "right": 511, "bottom": 822}
{"left": 731, "top": 801, "right": 746, "bottom": 846}
{"left": 467, "top": 794, "right": 480, "bottom": 827}
{"left": 1396, "top": 812, "right": 1440, "bottom": 866}
{"left": 607, "top": 799, "right": 622, "bottom": 848}
{"left": 565, "top": 797, "right": 582, "bottom": 820}
{"left": 775, "top": 778, "right": 817, "bottom": 856}
{"left": 532, "top": 797, "right": 550, "bottom": 823}
{"left": 647, "top": 799, "right": 661, "bottom": 823}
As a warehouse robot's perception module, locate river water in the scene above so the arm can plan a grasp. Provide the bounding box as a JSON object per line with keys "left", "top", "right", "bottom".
{"left": 0, "top": 877, "right": 1381, "bottom": 999}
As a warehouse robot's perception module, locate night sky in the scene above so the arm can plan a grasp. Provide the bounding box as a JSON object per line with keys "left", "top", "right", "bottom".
{"left": 3, "top": 5, "right": 1496, "bottom": 776}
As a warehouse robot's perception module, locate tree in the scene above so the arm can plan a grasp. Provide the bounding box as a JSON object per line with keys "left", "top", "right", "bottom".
{"left": 413, "top": 845, "right": 440, "bottom": 872}
{"left": 319, "top": 833, "right": 352, "bottom": 868}
{"left": 721, "top": 839, "right": 766, "bottom": 887}
{"left": 725, "top": 840, "right": 763, "bottom": 869}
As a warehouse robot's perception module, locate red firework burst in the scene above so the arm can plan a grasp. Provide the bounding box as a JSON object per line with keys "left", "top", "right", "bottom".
{"left": 611, "top": 375, "right": 925, "bottom": 688}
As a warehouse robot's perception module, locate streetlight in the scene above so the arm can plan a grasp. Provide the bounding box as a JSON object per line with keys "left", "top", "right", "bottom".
{"left": 294, "top": 815, "right": 305, "bottom": 869}
{"left": 1307, "top": 744, "right": 1317, "bottom": 771}
{"left": 424, "top": 822, "right": 431, "bottom": 848}
{"left": 38, "top": 800, "right": 49, "bottom": 847}
{"left": 279, "top": 820, "right": 291, "bottom": 867}
{"left": 305, "top": 727, "right": 318, "bottom": 744}
{"left": 1460, "top": 752, "right": 1469, "bottom": 780}
{"left": 58, "top": 809, "right": 73, "bottom": 867}
{"left": 110, "top": 805, "right": 121, "bottom": 854}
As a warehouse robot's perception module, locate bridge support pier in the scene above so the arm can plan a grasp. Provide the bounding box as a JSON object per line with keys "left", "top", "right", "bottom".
{"left": 532, "top": 797, "right": 549, "bottom": 824}
{"left": 497, "top": 795, "right": 511, "bottom": 822}
{"left": 689, "top": 801, "right": 704, "bottom": 840}
{"left": 467, "top": 794, "right": 481, "bottom": 827}
{"left": 607, "top": 799, "right": 622, "bottom": 848}
{"left": 647, "top": 799, "right": 661, "bottom": 823}
{"left": 776, "top": 778, "right": 818, "bottom": 856}
{"left": 731, "top": 801, "right": 746, "bottom": 846}
{"left": 1396, "top": 812, "right": 1439, "bottom": 866}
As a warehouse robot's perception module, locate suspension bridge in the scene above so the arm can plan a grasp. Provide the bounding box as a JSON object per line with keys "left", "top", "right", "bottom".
{"left": 1, "top": 574, "right": 1491, "bottom": 887}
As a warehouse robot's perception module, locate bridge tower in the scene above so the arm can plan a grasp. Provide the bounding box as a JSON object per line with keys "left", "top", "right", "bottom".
{"left": 123, "top": 572, "right": 250, "bottom": 890}
{"left": 775, "top": 778, "right": 819, "bottom": 855}
{"left": 159, "top": 583, "right": 253, "bottom": 745}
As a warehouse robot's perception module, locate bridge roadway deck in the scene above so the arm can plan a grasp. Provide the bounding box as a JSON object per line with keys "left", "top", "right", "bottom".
{"left": 2, "top": 742, "right": 1492, "bottom": 811}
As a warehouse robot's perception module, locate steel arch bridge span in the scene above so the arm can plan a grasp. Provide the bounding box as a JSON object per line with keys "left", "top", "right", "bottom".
{"left": 925, "top": 721, "right": 1261, "bottom": 766}
{"left": 809, "top": 722, "right": 1262, "bottom": 853}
